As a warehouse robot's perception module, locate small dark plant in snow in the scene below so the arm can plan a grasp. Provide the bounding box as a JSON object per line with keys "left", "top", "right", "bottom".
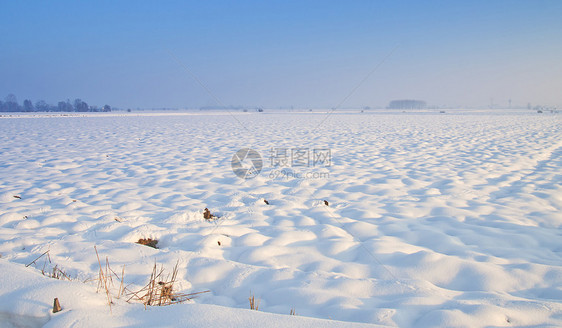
{"left": 203, "top": 208, "right": 218, "bottom": 220}
{"left": 136, "top": 238, "right": 159, "bottom": 249}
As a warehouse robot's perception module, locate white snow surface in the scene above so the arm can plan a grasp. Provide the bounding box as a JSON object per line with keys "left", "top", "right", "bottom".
{"left": 0, "top": 110, "right": 561, "bottom": 327}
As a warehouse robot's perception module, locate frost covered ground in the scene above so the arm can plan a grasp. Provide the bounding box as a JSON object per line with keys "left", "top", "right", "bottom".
{"left": 0, "top": 110, "right": 561, "bottom": 327}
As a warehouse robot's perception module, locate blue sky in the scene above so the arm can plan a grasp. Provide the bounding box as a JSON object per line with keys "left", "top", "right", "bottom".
{"left": 1, "top": 1, "right": 561, "bottom": 109}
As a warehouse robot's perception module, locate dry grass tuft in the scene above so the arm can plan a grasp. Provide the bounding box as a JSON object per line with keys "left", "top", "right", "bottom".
{"left": 43, "top": 265, "right": 72, "bottom": 280}
{"left": 95, "top": 246, "right": 116, "bottom": 313}
{"left": 136, "top": 238, "right": 159, "bottom": 249}
{"left": 290, "top": 307, "right": 297, "bottom": 315}
{"left": 26, "top": 249, "right": 74, "bottom": 281}
{"left": 126, "top": 261, "right": 209, "bottom": 307}
{"left": 249, "top": 292, "right": 260, "bottom": 310}
{"left": 93, "top": 246, "right": 127, "bottom": 314}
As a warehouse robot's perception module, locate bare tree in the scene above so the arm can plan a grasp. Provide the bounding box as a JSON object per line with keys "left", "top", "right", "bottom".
{"left": 23, "top": 99, "right": 34, "bottom": 112}
{"left": 4, "top": 94, "right": 20, "bottom": 112}
{"left": 35, "top": 100, "right": 49, "bottom": 111}
{"left": 74, "top": 98, "right": 89, "bottom": 112}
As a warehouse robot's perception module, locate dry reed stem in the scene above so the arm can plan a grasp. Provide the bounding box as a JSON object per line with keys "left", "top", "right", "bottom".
{"left": 53, "top": 298, "right": 62, "bottom": 313}
{"left": 118, "top": 264, "right": 125, "bottom": 299}
{"left": 94, "top": 246, "right": 112, "bottom": 313}
{"left": 26, "top": 250, "right": 50, "bottom": 267}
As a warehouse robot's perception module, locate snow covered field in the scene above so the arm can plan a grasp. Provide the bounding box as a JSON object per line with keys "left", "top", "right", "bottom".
{"left": 0, "top": 110, "right": 561, "bottom": 327}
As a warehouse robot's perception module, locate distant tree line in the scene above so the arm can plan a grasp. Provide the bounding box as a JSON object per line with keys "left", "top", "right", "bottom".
{"left": 0, "top": 94, "right": 111, "bottom": 112}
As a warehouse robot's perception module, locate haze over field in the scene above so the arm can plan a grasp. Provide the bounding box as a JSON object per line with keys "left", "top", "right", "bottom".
{"left": 1, "top": 1, "right": 562, "bottom": 109}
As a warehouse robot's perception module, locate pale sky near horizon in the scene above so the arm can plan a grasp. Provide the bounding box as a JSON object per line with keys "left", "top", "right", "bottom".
{"left": 1, "top": 1, "right": 561, "bottom": 109}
